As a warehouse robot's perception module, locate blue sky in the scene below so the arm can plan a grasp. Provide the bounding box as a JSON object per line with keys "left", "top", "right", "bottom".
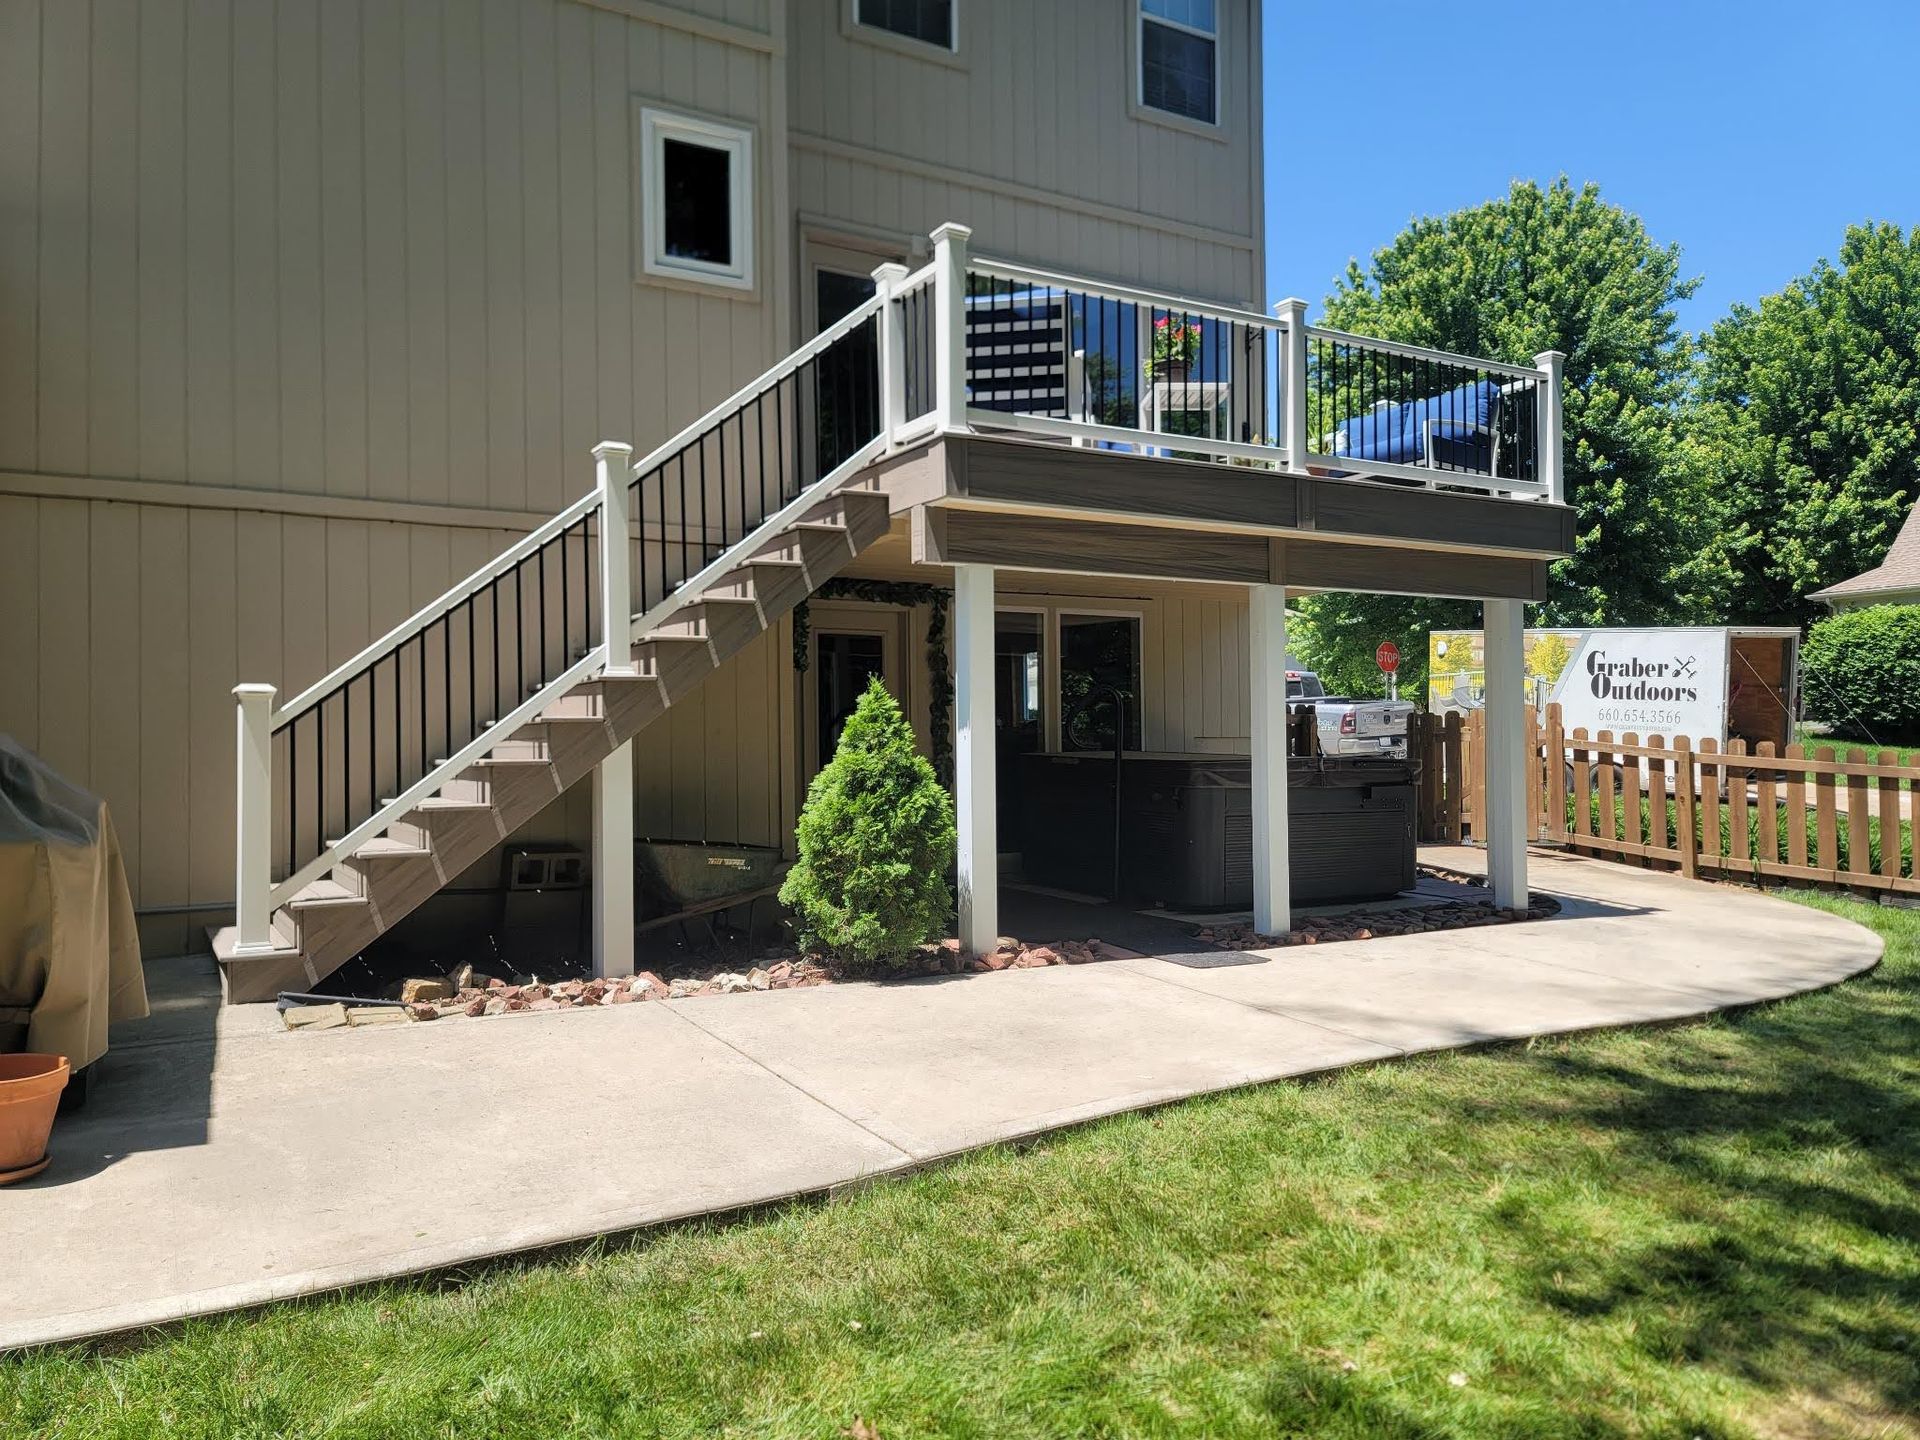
{"left": 1262, "top": 1, "right": 1920, "bottom": 335}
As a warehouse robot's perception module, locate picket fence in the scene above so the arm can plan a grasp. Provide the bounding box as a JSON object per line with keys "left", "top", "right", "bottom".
{"left": 1412, "top": 704, "right": 1919, "bottom": 897}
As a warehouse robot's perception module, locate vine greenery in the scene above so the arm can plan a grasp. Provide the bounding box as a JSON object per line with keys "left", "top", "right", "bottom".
{"left": 793, "top": 579, "right": 953, "bottom": 790}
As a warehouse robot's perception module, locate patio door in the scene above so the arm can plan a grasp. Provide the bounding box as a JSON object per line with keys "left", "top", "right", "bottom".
{"left": 803, "top": 603, "right": 907, "bottom": 777}
{"left": 805, "top": 241, "right": 899, "bottom": 478}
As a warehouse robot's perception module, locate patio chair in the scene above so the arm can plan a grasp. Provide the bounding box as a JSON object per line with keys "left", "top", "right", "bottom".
{"left": 1331, "top": 376, "right": 1508, "bottom": 477}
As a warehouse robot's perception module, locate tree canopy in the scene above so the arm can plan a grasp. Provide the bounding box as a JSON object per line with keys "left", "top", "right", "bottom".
{"left": 1296, "top": 179, "right": 1713, "bottom": 696}
{"left": 1687, "top": 222, "right": 1920, "bottom": 625}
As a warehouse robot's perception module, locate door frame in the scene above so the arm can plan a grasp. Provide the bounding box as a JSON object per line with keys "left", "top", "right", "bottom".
{"left": 801, "top": 601, "right": 912, "bottom": 783}
{"left": 801, "top": 236, "right": 905, "bottom": 338}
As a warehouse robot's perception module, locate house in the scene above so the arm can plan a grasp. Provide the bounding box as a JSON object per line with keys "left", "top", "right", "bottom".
{"left": 0, "top": 0, "right": 1571, "bottom": 1002}
{"left": 1809, "top": 500, "right": 1920, "bottom": 609}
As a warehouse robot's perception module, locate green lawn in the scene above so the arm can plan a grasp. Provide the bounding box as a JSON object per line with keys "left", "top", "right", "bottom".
{"left": 1795, "top": 726, "right": 1920, "bottom": 768}
{"left": 7, "top": 896, "right": 1919, "bottom": 1440}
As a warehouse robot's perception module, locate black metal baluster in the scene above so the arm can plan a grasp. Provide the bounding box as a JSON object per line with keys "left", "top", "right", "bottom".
{"left": 696, "top": 440, "right": 709, "bottom": 583}
{"left": 465, "top": 598, "right": 475, "bottom": 745}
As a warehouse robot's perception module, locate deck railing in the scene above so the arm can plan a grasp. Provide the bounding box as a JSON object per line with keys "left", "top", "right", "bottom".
{"left": 230, "top": 292, "right": 890, "bottom": 952}
{"left": 887, "top": 225, "right": 1564, "bottom": 504}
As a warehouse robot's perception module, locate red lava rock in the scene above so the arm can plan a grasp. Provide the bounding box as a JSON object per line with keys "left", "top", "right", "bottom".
{"left": 580, "top": 981, "right": 606, "bottom": 1003}
{"left": 486, "top": 976, "right": 506, "bottom": 989}
{"left": 523, "top": 984, "right": 551, "bottom": 1001}
{"left": 498, "top": 985, "right": 523, "bottom": 1002}
{"left": 609, "top": 989, "right": 635, "bottom": 1005}
{"left": 528, "top": 997, "right": 561, "bottom": 1012}
{"left": 938, "top": 937, "right": 963, "bottom": 954}
{"left": 1296, "top": 931, "right": 1317, "bottom": 944}
{"left": 768, "top": 961, "right": 795, "bottom": 983}
{"left": 407, "top": 1003, "right": 439, "bottom": 1020}
{"left": 504, "top": 997, "right": 529, "bottom": 1012}
{"left": 1026, "top": 945, "right": 1064, "bottom": 965}
{"left": 463, "top": 996, "right": 488, "bottom": 1018}
{"left": 978, "top": 952, "right": 1011, "bottom": 971}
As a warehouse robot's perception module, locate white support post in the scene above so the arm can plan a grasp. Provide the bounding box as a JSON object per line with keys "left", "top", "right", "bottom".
{"left": 873, "top": 261, "right": 909, "bottom": 447}
{"left": 1534, "top": 349, "right": 1567, "bottom": 505}
{"left": 1482, "top": 597, "right": 1529, "bottom": 910}
{"left": 930, "top": 221, "right": 972, "bottom": 434}
{"left": 1249, "top": 585, "right": 1292, "bottom": 936}
{"left": 953, "top": 562, "right": 998, "bottom": 954}
{"left": 231, "top": 683, "right": 279, "bottom": 953}
{"left": 594, "top": 440, "right": 637, "bottom": 673}
{"left": 592, "top": 737, "right": 636, "bottom": 979}
{"left": 1275, "top": 297, "right": 1310, "bottom": 473}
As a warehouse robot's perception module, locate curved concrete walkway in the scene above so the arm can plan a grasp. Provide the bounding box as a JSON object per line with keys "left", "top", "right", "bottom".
{"left": 0, "top": 848, "right": 1880, "bottom": 1350}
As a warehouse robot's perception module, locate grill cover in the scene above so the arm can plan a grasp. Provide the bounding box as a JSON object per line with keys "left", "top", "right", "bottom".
{"left": 0, "top": 738, "right": 147, "bottom": 1069}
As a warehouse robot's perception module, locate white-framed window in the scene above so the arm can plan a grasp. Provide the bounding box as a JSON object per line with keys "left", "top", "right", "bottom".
{"left": 854, "top": 0, "right": 956, "bottom": 52}
{"left": 639, "top": 108, "right": 754, "bottom": 291}
{"left": 1138, "top": 0, "right": 1218, "bottom": 127}
{"left": 1058, "top": 610, "right": 1145, "bottom": 752}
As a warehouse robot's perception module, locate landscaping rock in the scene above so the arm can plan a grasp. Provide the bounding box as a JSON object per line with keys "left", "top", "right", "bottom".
{"left": 747, "top": 967, "right": 771, "bottom": 991}
{"left": 346, "top": 1007, "right": 409, "bottom": 1027}
{"left": 407, "top": 1003, "right": 440, "bottom": 1021}
{"left": 283, "top": 1002, "right": 348, "bottom": 1032}
{"left": 463, "top": 995, "right": 489, "bottom": 1018}
{"left": 668, "top": 978, "right": 700, "bottom": 999}
{"left": 400, "top": 977, "right": 455, "bottom": 1005}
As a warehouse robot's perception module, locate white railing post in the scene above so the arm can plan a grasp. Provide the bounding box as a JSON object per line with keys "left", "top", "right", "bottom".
{"left": 1534, "top": 349, "right": 1567, "bottom": 505}
{"left": 231, "top": 683, "right": 278, "bottom": 952}
{"left": 930, "top": 221, "right": 972, "bottom": 433}
{"left": 1275, "top": 297, "right": 1310, "bottom": 474}
{"left": 594, "top": 440, "right": 637, "bottom": 674}
{"left": 872, "top": 261, "right": 909, "bottom": 446}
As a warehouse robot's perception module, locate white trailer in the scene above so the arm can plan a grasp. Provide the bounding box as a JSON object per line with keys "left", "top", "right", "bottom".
{"left": 1427, "top": 626, "right": 1801, "bottom": 748}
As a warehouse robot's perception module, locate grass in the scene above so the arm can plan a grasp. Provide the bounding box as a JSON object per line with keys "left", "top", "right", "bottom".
{"left": 6, "top": 897, "right": 1920, "bottom": 1439}
{"left": 1795, "top": 726, "right": 1920, "bottom": 768}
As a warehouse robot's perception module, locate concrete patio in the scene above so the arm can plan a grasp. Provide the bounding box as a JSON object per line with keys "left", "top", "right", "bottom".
{"left": 0, "top": 847, "right": 1881, "bottom": 1351}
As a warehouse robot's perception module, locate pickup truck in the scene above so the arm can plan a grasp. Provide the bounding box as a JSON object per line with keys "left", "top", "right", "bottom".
{"left": 1286, "top": 669, "right": 1416, "bottom": 759}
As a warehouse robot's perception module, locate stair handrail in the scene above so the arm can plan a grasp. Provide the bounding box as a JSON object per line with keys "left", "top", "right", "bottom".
{"left": 232, "top": 271, "right": 915, "bottom": 954}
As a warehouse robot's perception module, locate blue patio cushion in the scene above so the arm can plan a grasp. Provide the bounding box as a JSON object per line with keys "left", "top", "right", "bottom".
{"left": 1337, "top": 377, "right": 1501, "bottom": 470}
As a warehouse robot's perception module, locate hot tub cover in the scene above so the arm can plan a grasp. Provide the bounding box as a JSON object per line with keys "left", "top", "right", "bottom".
{"left": 0, "top": 737, "right": 146, "bottom": 1070}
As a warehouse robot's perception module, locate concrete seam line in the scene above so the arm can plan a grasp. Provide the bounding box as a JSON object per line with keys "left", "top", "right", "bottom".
{"left": 657, "top": 1002, "right": 920, "bottom": 1164}
{"left": 1107, "top": 959, "right": 1416, "bottom": 1054}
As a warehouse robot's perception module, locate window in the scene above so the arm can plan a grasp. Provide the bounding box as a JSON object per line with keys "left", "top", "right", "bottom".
{"left": 1139, "top": 0, "right": 1217, "bottom": 126}
{"left": 856, "top": 0, "right": 954, "bottom": 50}
{"left": 640, "top": 109, "right": 753, "bottom": 290}
{"left": 1060, "top": 614, "right": 1143, "bottom": 752}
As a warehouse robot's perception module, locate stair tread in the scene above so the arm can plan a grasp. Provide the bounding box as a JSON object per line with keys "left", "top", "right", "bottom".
{"left": 208, "top": 924, "right": 301, "bottom": 963}
{"left": 286, "top": 878, "right": 367, "bottom": 909}
{"left": 350, "top": 837, "right": 432, "bottom": 860}
{"left": 411, "top": 796, "right": 495, "bottom": 812}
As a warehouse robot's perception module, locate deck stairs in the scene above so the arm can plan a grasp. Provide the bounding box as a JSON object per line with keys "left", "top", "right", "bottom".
{"left": 210, "top": 275, "right": 914, "bottom": 1003}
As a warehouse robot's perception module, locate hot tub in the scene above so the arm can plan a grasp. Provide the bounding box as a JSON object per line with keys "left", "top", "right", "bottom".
{"left": 1016, "top": 751, "right": 1416, "bottom": 909}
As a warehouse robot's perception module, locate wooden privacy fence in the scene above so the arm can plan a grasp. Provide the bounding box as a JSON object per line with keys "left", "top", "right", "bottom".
{"left": 1413, "top": 704, "right": 1920, "bottom": 898}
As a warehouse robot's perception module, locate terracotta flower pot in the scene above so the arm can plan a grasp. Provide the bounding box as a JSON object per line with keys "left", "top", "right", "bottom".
{"left": 0, "top": 1054, "right": 69, "bottom": 1185}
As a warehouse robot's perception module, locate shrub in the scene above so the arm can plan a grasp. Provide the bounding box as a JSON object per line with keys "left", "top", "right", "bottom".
{"left": 779, "top": 676, "right": 955, "bottom": 974}
{"left": 1801, "top": 604, "right": 1920, "bottom": 745}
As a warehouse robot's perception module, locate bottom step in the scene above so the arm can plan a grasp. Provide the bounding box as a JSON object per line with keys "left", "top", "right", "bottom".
{"left": 207, "top": 924, "right": 313, "bottom": 1005}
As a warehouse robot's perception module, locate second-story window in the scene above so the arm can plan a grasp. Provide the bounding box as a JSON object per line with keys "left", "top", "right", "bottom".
{"left": 1139, "top": 0, "right": 1217, "bottom": 126}
{"left": 856, "top": 0, "right": 955, "bottom": 51}
{"left": 640, "top": 109, "right": 754, "bottom": 291}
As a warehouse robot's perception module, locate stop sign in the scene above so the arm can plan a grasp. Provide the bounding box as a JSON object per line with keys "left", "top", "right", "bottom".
{"left": 1375, "top": 640, "right": 1401, "bottom": 674}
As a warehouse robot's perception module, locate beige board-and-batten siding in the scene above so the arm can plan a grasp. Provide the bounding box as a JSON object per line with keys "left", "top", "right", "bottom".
{"left": 0, "top": 491, "right": 793, "bottom": 958}
{"left": 788, "top": 0, "right": 1264, "bottom": 305}
{"left": 0, "top": 0, "right": 793, "bottom": 954}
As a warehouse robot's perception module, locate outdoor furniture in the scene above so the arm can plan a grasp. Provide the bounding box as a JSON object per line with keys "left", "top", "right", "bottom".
{"left": 1332, "top": 376, "right": 1506, "bottom": 475}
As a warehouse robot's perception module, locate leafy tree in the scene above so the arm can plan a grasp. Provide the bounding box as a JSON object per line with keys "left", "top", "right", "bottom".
{"left": 1800, "top": 604, "right": 1920, "bottom": 744}
{"left": 1294, "top": 179, "right": 1713, "bottom": 696}
{"left": 779, "top": 677, "right": 954, "bottom": 973}
{"left": 1688, "top": 222, "right": 1920, "bottom": 624}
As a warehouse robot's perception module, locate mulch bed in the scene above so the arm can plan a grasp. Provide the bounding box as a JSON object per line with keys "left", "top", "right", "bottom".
{"left": 387, "top": 937, "right": 1130, "bottom": 1024}
{"left": 308, "top": 868, "right": 1561, "bottom": 1029}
